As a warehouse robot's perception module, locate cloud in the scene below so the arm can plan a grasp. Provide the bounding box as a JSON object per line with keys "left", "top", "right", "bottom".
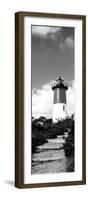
{"left": 67, "top": 80, "right": 75, "bottom": 115}
{"left": 32, "top": 80, "right": 75, "bottom": 118}
{"left": 59, "top": 36, "right": 74, "bottom": 51}
{"left": 65, "top": 36, "right": 74, "bottom": 48}
{"left": 32, "top": 26, "right": 62, "bottom": 39}
{"left": 32, "top": 81, "right": 54, "bottom": 118}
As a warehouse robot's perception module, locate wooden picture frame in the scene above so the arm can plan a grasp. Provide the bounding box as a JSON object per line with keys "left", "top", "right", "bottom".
{"left": 15, "top": 12, "right": 86, "bottom": 188}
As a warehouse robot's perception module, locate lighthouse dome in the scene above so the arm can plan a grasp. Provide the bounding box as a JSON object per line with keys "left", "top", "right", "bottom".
{"left": 52, "top": 76, "right": 68, "bottom": 90}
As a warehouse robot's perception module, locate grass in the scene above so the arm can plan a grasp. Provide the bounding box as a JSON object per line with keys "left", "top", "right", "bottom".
{"left": 32, "top": 115, "right": 74, "bottom": 149}
{"left": 32, "top": 115, "right": 74, "bottom": 171}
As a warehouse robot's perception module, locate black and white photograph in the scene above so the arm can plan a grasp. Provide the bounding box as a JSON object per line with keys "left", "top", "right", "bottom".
{"left": 32, "top": 25, "right": 75, "bottom": 174}
{"left": 15, "top": 12, "right": 86, "bottom": 188}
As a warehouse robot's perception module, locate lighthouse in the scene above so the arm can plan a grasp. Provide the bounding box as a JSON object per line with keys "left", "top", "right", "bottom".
{"left": 52, "top": 76, "right": 68, "bottom": 123}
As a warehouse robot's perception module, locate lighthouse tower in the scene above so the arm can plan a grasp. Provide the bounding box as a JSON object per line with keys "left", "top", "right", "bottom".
{"left": 52, "top": 76, "right": 68, "bottom": 123}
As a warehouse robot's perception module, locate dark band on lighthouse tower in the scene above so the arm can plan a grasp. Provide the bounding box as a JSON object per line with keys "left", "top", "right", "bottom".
{"left": 52, "top": 76, "right": 68, "bottom": 122}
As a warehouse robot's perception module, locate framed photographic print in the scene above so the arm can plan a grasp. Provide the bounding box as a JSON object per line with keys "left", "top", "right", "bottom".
{"left": 15, "top": 12, "right": 86, "bottom": 188}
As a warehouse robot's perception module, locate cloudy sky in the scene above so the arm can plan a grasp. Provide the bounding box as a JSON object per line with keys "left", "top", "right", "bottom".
{"left": 31, "top": 25, "right": 75, "bottom": 118}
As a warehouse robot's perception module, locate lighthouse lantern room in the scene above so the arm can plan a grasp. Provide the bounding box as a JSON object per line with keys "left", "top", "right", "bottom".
{"left": 52, "top": 76, "right": 68, "bottom": 123}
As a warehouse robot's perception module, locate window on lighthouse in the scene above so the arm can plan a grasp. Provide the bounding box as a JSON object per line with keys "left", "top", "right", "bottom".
{"left": 63, "top": 105, "right": 65, "bottom": 111}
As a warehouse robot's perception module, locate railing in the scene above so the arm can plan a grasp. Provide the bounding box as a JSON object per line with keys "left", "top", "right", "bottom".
{"left": 52, "top": 81, "right": 68, "bottom": 88}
